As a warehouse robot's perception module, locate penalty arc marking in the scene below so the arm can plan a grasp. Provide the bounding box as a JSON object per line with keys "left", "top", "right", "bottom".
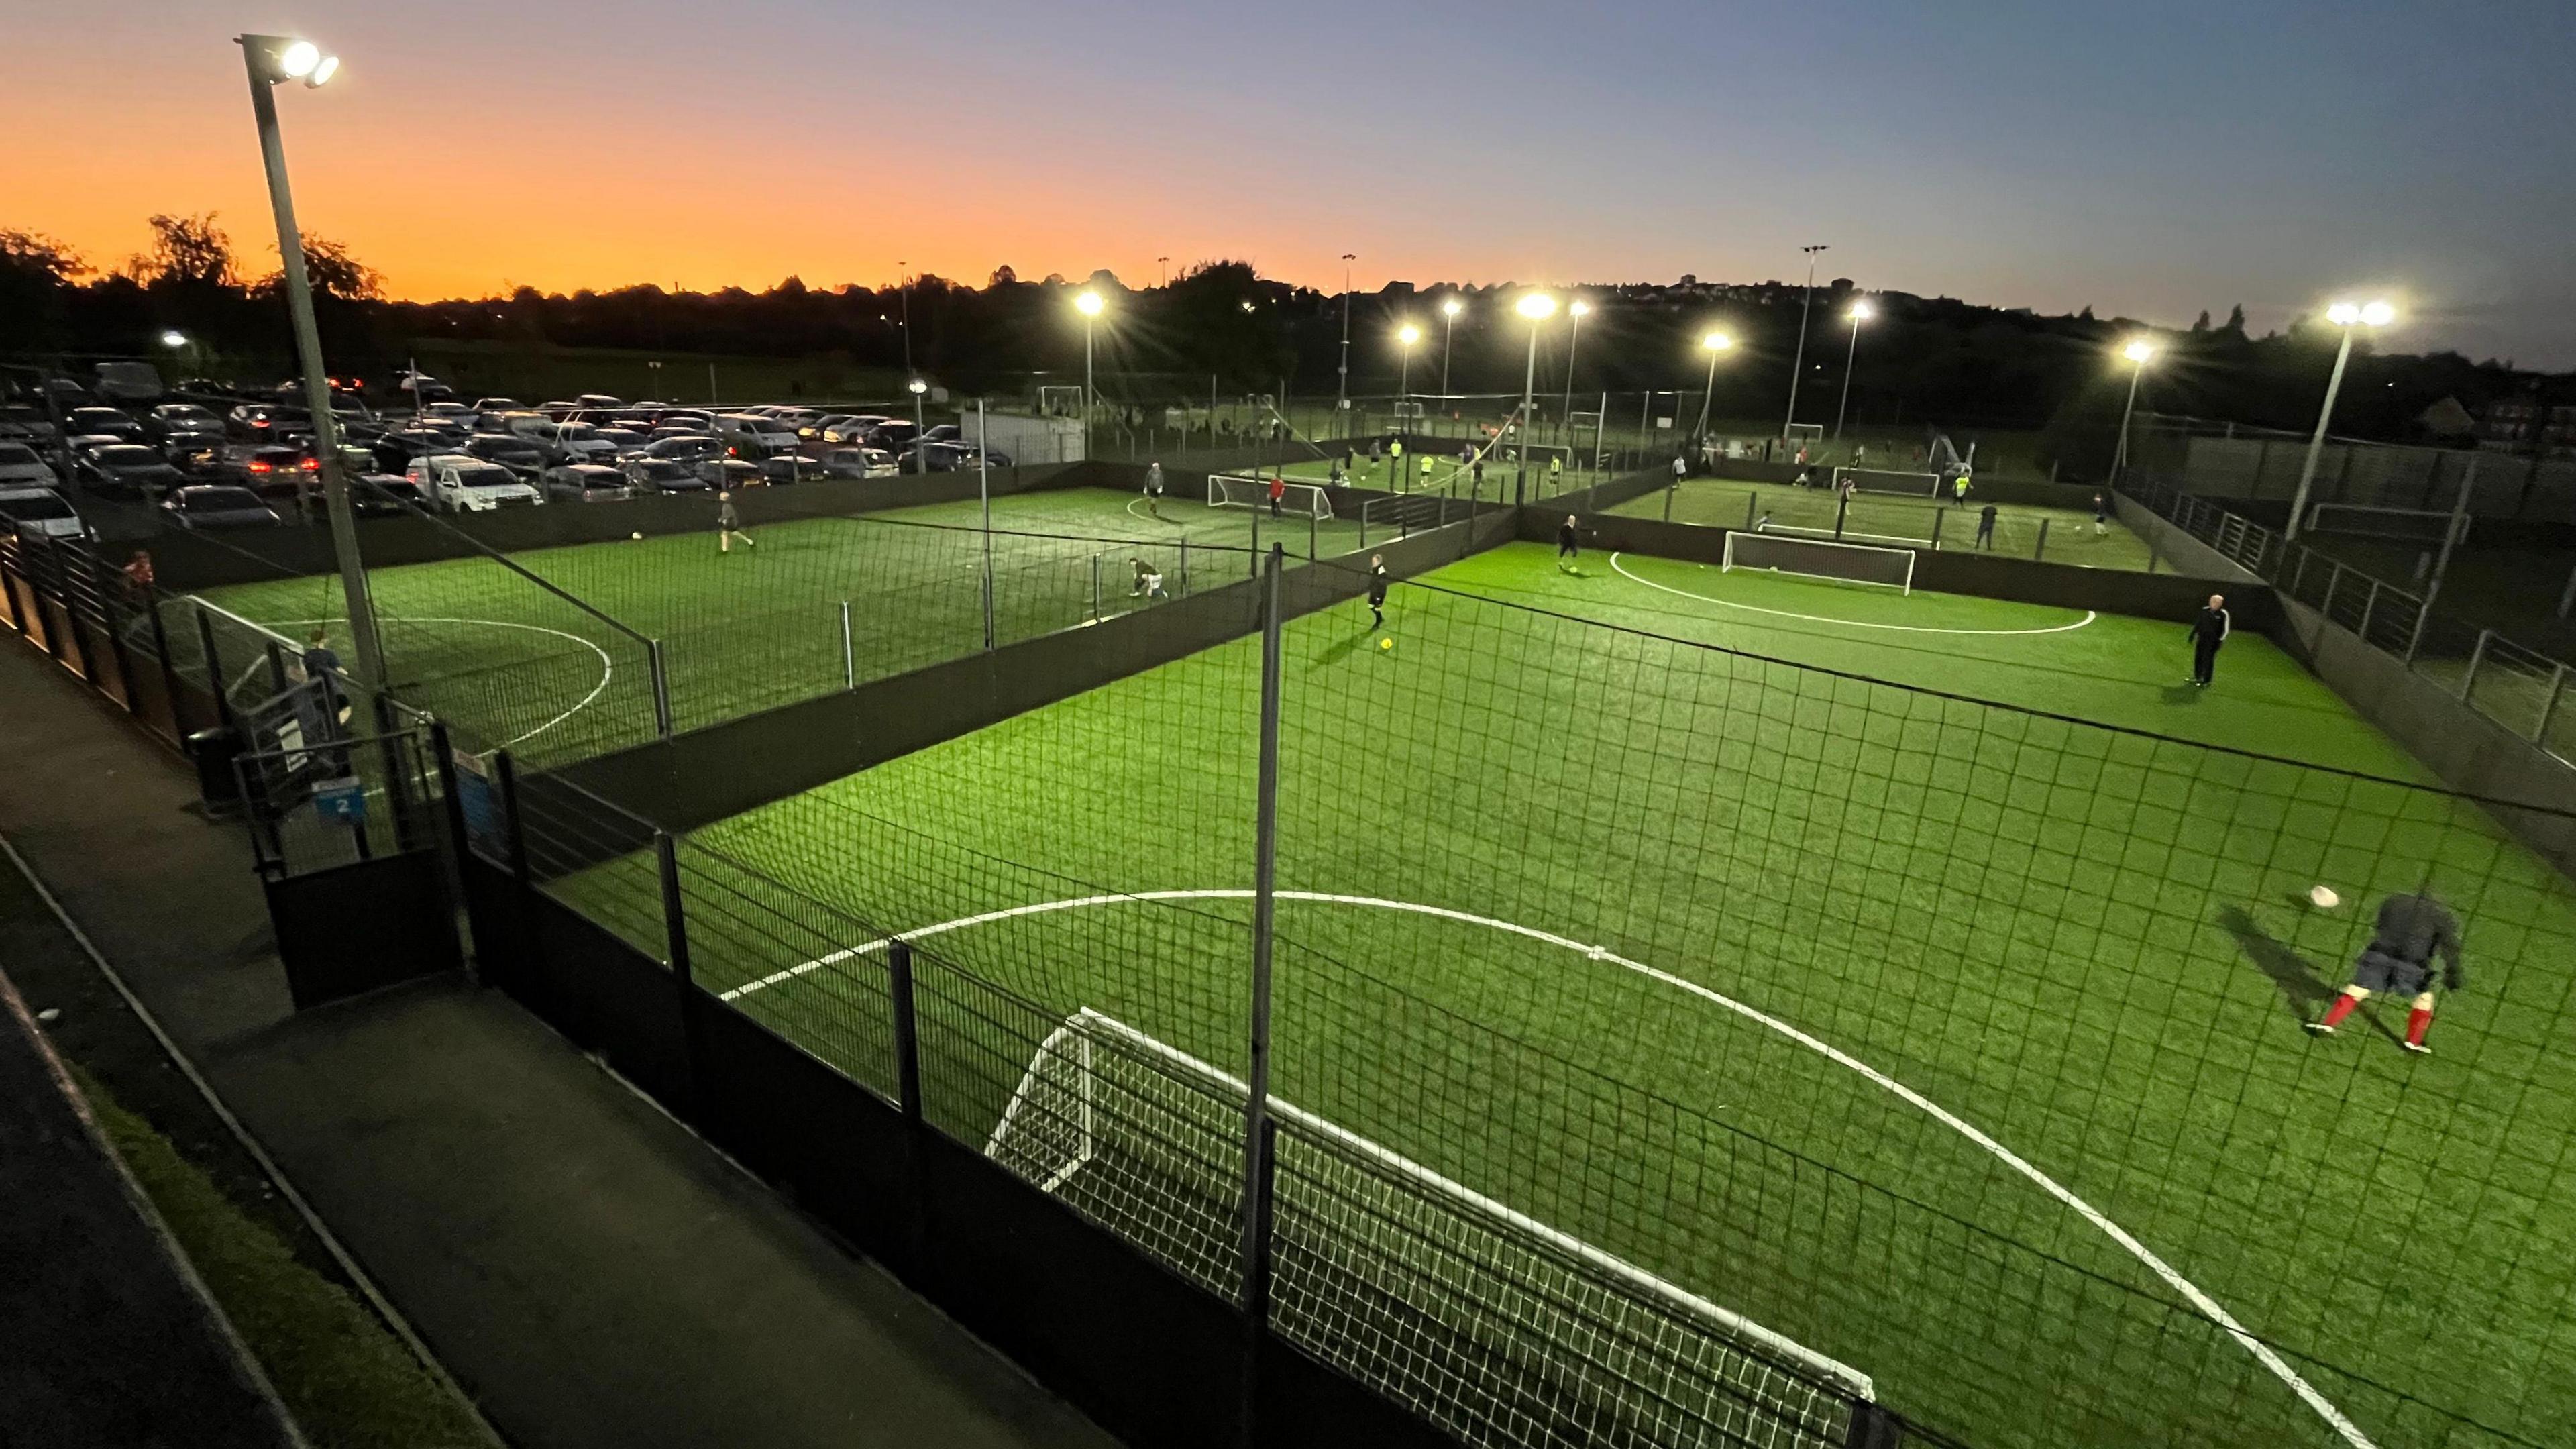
{"left": 1609, "top": 552, "right": 2098, "bottom": 637}
{"left": 270, "top": 615, "right": 614, "bottom": 749}
{"left": 721, "top": 887, "right": 2372, "bottom": 1449}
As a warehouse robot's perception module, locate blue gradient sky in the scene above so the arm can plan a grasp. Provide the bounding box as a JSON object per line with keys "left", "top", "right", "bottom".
{"left": 7, "top": 0, "right": 2572, "bottom": 364}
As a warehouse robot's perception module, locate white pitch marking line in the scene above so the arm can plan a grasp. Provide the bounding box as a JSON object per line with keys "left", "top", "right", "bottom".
{"left": 722, "top": 887, "right": 2372, "bottom": 1449}
{"left": 271, "top": 615, "right": 614, "bottom": 749}
{"left": 1609, "top": 552, "right": 2098, "bottom": 637}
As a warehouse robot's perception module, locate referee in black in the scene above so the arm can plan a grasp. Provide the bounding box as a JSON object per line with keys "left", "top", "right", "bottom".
{"left": 1366, "top": 553, "right": 1390, "bottom": 629}
{"left": 2186, "top": 593, "right": 2230, "bottom": 687}
{"left": 1556, "top": 514, "right": 1581, "bottom": 570}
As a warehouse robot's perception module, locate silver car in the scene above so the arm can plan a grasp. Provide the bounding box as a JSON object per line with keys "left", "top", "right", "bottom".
{"left": 0, "top": 441, "right": 59, "bottom": 489}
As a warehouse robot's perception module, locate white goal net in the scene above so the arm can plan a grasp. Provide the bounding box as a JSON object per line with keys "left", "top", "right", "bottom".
{"left": 2305, "top": 503, "right": 2467, "bottom": 545}
{"left": 1036, "top": 384, "right": 1086, "bottom": 418}
{"left": 1831, "top": 466, "right": 1942, "bottom": 498}
{"left": 986, "top": 1009, "right": 1874, "bottom": 1449}
{"left": 1725, "top": 531, "right": 1915, "bottom": 592}
{"left": 1211, "top": 474, "right": 1334, "bottom": 519}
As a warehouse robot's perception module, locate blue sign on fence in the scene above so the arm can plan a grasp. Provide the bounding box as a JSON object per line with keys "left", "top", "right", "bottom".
{"left": 313, "top": 777, "right": 368, "bottom": 825}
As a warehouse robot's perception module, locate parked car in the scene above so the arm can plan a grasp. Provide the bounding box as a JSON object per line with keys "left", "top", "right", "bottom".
{"left": 538, "top": 422, "right": 621, "bottom": 465}
{"left": 419, "top": 400, "right": 476, "bottom": 424}
{"left": 864, "top": 419, "right": 922, "bottom": 451}
{"left": 644, "top": 434, "right": 724, "bottom": 464}
{"left": 651, "top": 409, "right": 714, "bottom": 433}
{"left": 908, "top": 441, "right": 1013, "bottom": 472}
{"left": 818, "top": 447, "right": 898, "bottom": 480}
{"left": 78, "top": 443, "right": 189, "bottom": 498}
{"left": 0, "top": 406, "right": 60, "bottom": 443}
{"left": 921, "top": 423, "right": 963, "bottom": 443}
{"left": 0, "top": 486, "right": 87, "bottom": 539}
{"left": 235, "top": 445, "right": 321, "bottom": 502}
{"left": 594, "top": 427, "right": 653, "bottom": 456}
{"left": 352, "top": 474, "right": 429, "bottom": 517}
{"left": 144, "top": 402, "right": 226, "bottom": 446}
{"left": 543, "top": 463, "right": 632, "bottom": 502}
{"left": 714, "top": 413, "right": 801, "bottom": 458}
{"left": 227, "top": 402, "right": 309, "bottom": 441}
{"left": 621, "top": 457, "right": 706, "bottom": 495}
{"left": 406, "top": 454, "right": 543, "bottom": 511}
{"left": 372, "top": 426, "right": 466, "bottom": 471}
{"left": 692, "top": 458, "right": 763, "bottom": 490}
{"left": 160, "top": 484, "right": 283, "bottom": 529}
{"left": 820, "top": 414, "right": 888, "bottom": 445}
{"left": 468, "top": 397, "right": 525, "bottom": 415}
{"left": 66, "top": 407, "right": 144, "bottom": 444}
{"left": 392, "top": 371, "right": 455, "bottom": 404}
{"left": 462, "top": 433, "right": 547, "bottom": 476}
{"left": 91, "top": 360, "right": 165, "bottom": 403}
{"left": 759, "top": 454, "right": 825, "bottom": 485}
{"left": 0, "top": 442, "right": 60, "bottom": 488}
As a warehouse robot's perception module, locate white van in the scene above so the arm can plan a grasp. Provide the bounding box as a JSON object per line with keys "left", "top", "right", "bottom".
{"left": 714, "top": 413, "right": 802, "bottom": 458}
{"left": 405, "top": 453, "right": 543, "bottom": 512}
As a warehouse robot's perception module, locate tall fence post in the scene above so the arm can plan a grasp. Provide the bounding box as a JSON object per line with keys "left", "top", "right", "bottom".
{"left": 1307, "top": 509, "right": 1318, "bottom": 561}
{"left": 1237, "top": 545, "right": 1286, "bottom": 1449}
{"left": 1179, "top": 537, "right": 1191, "bottom": 598}
{"left": 839, "top": 601, "right": 855, "bottom": 690}
{"left": 1358, "top": 498, "right": 1369, "bottom": 549}
{"left": 888, "top": 938, "right": 929, "bottom": 1273}
{"left": 145, "top": 594, "right": 188, "bottom": 737}
{"left": 425, "top": 720, "right": 474, "bottom": 975}
{"left": 649, "top": 639, "right": 674, "bottom": 737}
{"left": 2359, "top": 580, "right": 2381, "bottom": 645}
{"left": 1090, "top": 551, "right": 1102, "bottom": 623}
{"left": 85, "top": 547, "right": 137, "bottom": 713}
{"left": 2461, "top": 629, "right": 2490, "bottom": 702}
{"left": 652, "top": 830, "right": 702, "bottom": 1121}
{"left": 2033, "top": 518, "right": 2050, "bottom": 561}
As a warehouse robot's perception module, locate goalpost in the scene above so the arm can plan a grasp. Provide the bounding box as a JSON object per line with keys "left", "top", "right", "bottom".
{"left": 1211, "top": 473, "right": 1334, "bottom": 519}
{"left": 2305, "top": 502, "right": 2469, "bottom": 545}
{"left": 1725, "top": 530, "right": 1915, "bottom": 592}
{"left": 1036, "top": 384, "right": 1085, "bottom": 419}
{"left": 1831, "top": 466, "right": 1943, "bottom": 498}
{"left": 986, "top": 1009, "right": 1876, "bottom": 1449}
{"left": 1783, "top": 423, "right": 1824, "bottom": 449}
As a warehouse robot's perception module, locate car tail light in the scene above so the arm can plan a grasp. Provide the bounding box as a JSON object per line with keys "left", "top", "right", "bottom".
{"left": 248, "top": 459, "right": 272, "bottom": 473}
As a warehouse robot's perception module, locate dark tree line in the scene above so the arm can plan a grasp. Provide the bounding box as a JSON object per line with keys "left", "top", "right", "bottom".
{"left": 5, "top": 216, "right": 2550, "bottom": 474}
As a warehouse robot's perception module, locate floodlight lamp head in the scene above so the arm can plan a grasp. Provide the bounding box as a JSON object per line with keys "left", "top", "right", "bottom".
{"left": 1441, "top": 298, "right": 1463, "bottom": 318}
{"left": 1850, "top": 301, "right": 1875, "bottom": 322}
{"left": 1568, "top": 300, "right": 1590, "bottom": 318}
{"left": 1074, "top": 291, "right": 1105, "bottom": 317}
{"left": 245, "top": 35, "right": 339, "bottom": 87}
{"left": 2122, "top": 339, "right": 2155, "bottom": 365}
{"left": 907, "top": 378, "right": 927, "bottom": 395}
{"left": 1515, "top": 293, "right": 1557, "bottom": 321}
{"left": 2326, "top": 301, "right": 2362, "bottom": 327}
{"left": 160, "top": 331, "right": 189, "bottom": 349}
{"left": 1397, "top": 324, "right": 1421, "bottom": 346}
{"left": 2360, "top": 300, "right": 2396, "bottom": 327}
{"left": 1702, "top": 332, "right": 1734, "bottom": 352}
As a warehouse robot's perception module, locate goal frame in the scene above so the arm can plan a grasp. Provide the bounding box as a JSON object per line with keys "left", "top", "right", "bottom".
{"left": 1783, "top": 422, "right": 1825, "bottom": 447}
{"left": 1725, "top": 529, "right": 1915, "bottom": 593}
{"left": 1210, "top": 472, "right": 1334, "bottom": 520}
{"left": 985, "top": 1008, "right": 1877, "bottom": 1446}
{"left": 1831, "top": 466, "right": 1943, "bottom": 498}
{"left": 2304, "top": 502, "right": 2469, "bottom": 545}
{"left": 1036, "top": 384, "right": 1085, "bottom": 419}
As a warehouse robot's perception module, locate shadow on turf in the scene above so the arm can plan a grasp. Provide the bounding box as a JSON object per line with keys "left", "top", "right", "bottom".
{"left": 2219, "top": 905, "right": 2402, "bottom": 1045}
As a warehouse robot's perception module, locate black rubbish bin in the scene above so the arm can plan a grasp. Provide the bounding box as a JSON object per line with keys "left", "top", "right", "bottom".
{"left": 186, "top": 726, "right": 244, "bottom": 813}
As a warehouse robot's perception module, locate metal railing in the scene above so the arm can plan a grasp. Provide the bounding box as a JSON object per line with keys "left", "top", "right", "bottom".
{"left": 2124, "top": 478, "right": 2576, "bottom": 765}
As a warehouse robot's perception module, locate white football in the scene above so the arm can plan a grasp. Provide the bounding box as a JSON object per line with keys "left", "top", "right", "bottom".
{"left": 2309, "top": 885, "right": 2341, "bottom": 909}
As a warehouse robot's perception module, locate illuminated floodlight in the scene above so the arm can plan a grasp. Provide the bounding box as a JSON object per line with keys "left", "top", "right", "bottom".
{"left": 1701, "top": 331, "right": 1734, "bottom": 352}
{"left": 908, "top": 378, "right": 928, "bottom": 395}
{"left": 1515, "top": 293, "right": 1557, "bottom": 321}
{"left": 278, "top": 39, "right": 321, "bottom": 77}
{"left": 160, "top": 330, "right": 189, "bottom": 349}
{"left": 1397, "top": 324, "right": 1421, "bottom": 346}
{"left": 1441, "top": 298, "right": 1462, "bottom": 318}
{"left": 1850, "top": 301, "right": 1874, "bottom": 323}
{"left": 2122, "top": 339, "right": 2155, "bottom": 364}
{"left": 1074, "top": 291, "right": 1105, "bottom": 317}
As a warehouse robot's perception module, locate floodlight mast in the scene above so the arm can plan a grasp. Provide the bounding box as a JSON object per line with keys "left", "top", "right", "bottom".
{"left": 1439, "top": 296, "right": 1463, "bottom": 396}
{"left": 1513, "top": 293, "right": 1556, "bottom": 504}
{"left": 2286, "top": 300, "right": 2396, "bottom": 540}
{"left": 1075, "top": 290, "right": 1105, "bottom": 459}
{"left": 237, "top": 32, "right": 383, "bottom": 690}
{"left": 1833, "top": 301, "right": 1872, "bottom": 441}
{"left": 1695, "top": 332, "right": 1733, "bottom": 438}
{"left": 2112, "top": 339, "right": 2155, "bottom": 486}
{"left": 1782, "top": 244, "right": 1827, "bottom": 441}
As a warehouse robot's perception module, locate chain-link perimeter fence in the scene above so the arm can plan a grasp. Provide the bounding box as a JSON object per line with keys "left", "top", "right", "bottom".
{"left": 491, "top": 542, "right": 2576, "bottom": 1449}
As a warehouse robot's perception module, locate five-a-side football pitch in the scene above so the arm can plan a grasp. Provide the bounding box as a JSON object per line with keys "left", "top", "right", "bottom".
{"left": 549, "top": 541, "right": 2575, "bottom": 1448}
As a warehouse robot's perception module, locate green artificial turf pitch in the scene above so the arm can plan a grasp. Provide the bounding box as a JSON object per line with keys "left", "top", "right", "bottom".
{"left": 1614, "top": 478, "right": 2163, "bottom": 574}
{"left": 190, "top": 488, "right": 1385, "bottom": 760}
{"left": 556, "top": 541, "right": 2571, "bottom": 1448}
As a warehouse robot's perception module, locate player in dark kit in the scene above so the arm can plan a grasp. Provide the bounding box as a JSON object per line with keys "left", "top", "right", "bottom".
{"left": 1974, "top": 503, "right": 1998, "bottom": 550}
{"left": 1366, "top": 554, "right": 1389, "bottom": 628}
{"left": 2185, "top": 594, "right": 2229, "bottom": 686}
{"left": 1556, "top": 514, "right": 1581, "bottom": 569}
{"left": 2306, "top": 891, "right": 2464, "bottom": 1054}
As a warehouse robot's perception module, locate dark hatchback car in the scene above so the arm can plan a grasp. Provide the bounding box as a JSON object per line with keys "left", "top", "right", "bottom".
{"left": 160, "top": 485, "right": 283, "bottom": 529}
{"left": 66, "top": 407, "right": 145, "bottom": 444}
{"left": 352, "top": 474, "right": 429, "bottom": 517}
{"left": 77, "top": 443, "right": 188, "bottom": 498}
{"left": 462, "top": 433, "right": 546, "bottom": 476}
{"left": 620, "top": 457, "right": 706, "bottom": 495}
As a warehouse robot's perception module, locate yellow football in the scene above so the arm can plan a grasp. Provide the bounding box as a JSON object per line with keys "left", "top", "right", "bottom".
{"left": 1379, "top": 637, "right": 1393, "bottom": 650}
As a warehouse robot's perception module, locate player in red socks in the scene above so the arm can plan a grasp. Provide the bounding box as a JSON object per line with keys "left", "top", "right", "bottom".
{"left": 2306, "top": 891, "right": 2463, "bottom": 1055}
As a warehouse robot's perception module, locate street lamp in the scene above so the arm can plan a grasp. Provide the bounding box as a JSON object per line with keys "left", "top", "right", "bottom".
{"left": 2112, "top": 339, "right": 2155, "bottom": 486}
{"left": 1694, "top": 331, "right": 1735, "bottom": 438}
{"left": 1559, "top": 299, "right": 1590, "bottom": 437}
{"left": 1439, "top": 297, "right": 1464, "bottom": 398}
{"left": 1783, "top": 243, "right": 1828, "bottom": 440}
{"left": 235, "top": 32, "right": 383, "bottom": 689}
{"left": 1833, "top": 302, "right": 1872, "bottom": 442}
{"left": 2286, "top": 299, "right": 2396, "bottom": 540}
{"left": 908, "top": 377, "right": 928, "bottom": 473}
{"left": 159, "top": 330, "right": 189, "bottom": 350}
{"left": 1513, "top": 293, "right": 1556, "bottom": 504}
{"left": 1075, "top": 290, "right": 1104, "bottom": 459}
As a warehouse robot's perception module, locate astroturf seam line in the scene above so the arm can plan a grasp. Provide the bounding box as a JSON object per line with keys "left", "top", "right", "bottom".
{"left": 714, "top": 884, "right": 2379, "bottom": 1448}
